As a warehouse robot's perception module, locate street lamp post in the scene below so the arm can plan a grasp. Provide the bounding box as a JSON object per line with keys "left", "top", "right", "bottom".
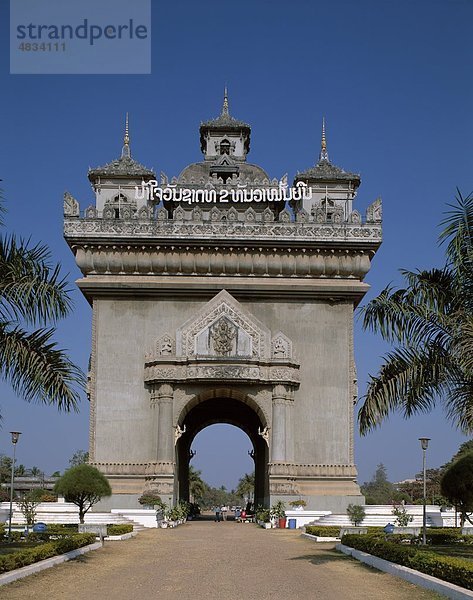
{"left": 419, "top": 437, "right": 430, "bottom": 546}
{"left": 8, "top": 432, "right": 21, "bottom": 542}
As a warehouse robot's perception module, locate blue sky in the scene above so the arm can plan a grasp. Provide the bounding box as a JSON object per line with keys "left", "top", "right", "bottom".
{"left": 0, "top": 0, "right": 472, "bottom": 490}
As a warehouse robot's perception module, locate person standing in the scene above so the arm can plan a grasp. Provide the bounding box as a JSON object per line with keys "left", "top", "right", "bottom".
{"left": 215, "top": 506, "right": 221, "bottom": 522}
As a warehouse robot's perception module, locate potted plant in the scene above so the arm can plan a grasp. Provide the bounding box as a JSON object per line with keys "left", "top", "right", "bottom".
{"left": 271, "top": 500, "right": 287, "bottom": 528}
{"left": 256, "top": 507, "right": 272, "bottom": 528}
{"left": 288, "top": 499, "right": 307, "bottom": 510}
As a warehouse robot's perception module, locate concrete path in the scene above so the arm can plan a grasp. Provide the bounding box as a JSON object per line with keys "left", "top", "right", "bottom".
{"left": 0, "top": 521, "right": 444, "bottom": 600}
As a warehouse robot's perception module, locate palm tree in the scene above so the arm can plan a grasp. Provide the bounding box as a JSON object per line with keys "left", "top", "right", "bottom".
{"left": 358, "top": 190, "right": 473, "bottom": 434}
{"left": 235, "top": 472, "right": 255, "bottom": 502}
{"left": 0, "top": 193, "right": 84, "bottom": 416}
{"left": 188, "top": 466, "right": 207, "bottom": 503}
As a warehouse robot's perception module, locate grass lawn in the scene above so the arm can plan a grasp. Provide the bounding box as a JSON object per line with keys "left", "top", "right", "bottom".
{"left": 420, "top": 544, "right": 473, "bottom": 562}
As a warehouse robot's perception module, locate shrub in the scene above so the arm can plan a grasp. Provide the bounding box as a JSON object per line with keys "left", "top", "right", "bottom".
{"left": 347, "top": 504, "right": 366, "bottom": 526}
{"left": 341, "top": 534, "right": 473, "bottom": 590}
{"left": 138, "top": 493, "right": 165, "bottom": 509}
{"left": 305, "top": 526, "right": 341, "bottom": 538}
{"left": 392, "top": 503, "right": 414, "bottom": 527}
{"left": 107, "top": 524, "right": 133, "bottom": 536}
{"left": 0, "top": 533, "right": 96, "bottom": 573}
{"left": 288, "top": 499, "right": 307, "bottom": 508}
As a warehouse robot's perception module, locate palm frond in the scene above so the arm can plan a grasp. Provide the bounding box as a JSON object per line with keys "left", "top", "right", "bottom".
{"left": 0, "top": 324, "right": 85, "bottom": 412}
{"left": 0, "top": 235, "right": 72, "bottom": 325}
{"left": 439, "top": 189, "right": 473, "bottom": 271}
{"left": 358, "top": 344, "right": 449, "bottom": 435}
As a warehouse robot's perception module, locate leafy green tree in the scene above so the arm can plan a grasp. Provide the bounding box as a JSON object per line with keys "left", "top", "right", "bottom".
{"left": 0, "top": 193, "right": 85, "bottom": 415}
{"left": 347, "top": 503, "right": 366, "bottom": 526}
{"left": 358, "top": 191, "right": 473, "bottom": 434}
{"left": 69, "top": 450, "right": 89, "bottom": 467}
{"left": 54, "top": 464, "right": 111, "bottom": 523}
{"left": 361, "top": 463, "right": 408, "bottom": 504}
{"left": 29, "top": 466, "right": 42, "bottom": 477}
{"left": 440, "top": 452, "right": 473, "bottom": 526}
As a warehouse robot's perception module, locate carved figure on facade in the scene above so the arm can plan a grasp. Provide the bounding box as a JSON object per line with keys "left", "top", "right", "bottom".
{"left": 244, "top": 207, "right": 257, "bottom": 222}
{"left": 366, "top": 197, "right": 382, "bottom": 223}
{"left": 349, "top": 210, "right": 361, "bottom": 224}
{"left": 173, "top": 206, "right": 185, "bottom": 221}
{"left": 258, "top": 426, "right": 270, "bottom": 446}
{"left": 85, "top": 205, "right": 98, "bottom": 219}
{"left": 156, "top": 206, "right": 168, "bottom": 221}
{"left": 210, "top": 317, "right": 237, "bottom": 356}
{"left": 271, "top": 332, "right": 293, "bottom": 359}
{"left": 177, "top": 290, "right": 271, "bottom": 359}
{"left": 174, "top": 424, "right": 186, "bottom": 445}
{"left": 157, "top": 334, "right": 175, "bottom": 356}
{"left": 295, "top": 209, "right": 309, "bottom": 223}
{"left": 63, "top": 191, "right": 80, "bottom": 217}
{"left": 278, "top": 209, "right": 291, "bottom": 223}
{"left": 102, "top": 206, "right": 114, "bottom": 219}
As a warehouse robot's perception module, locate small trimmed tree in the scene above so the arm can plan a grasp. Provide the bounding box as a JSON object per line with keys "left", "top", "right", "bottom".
{"left": 18, "top": 491, "right": 41, "bottom": 532}
{"left": 54, "top": 464, "right": 111, "bottom": 523}
{"left": 441, "top": 452, "right": 473, "bottom": 527}
{"left": 347, "top": 503, "right": 366, "bottom": 526}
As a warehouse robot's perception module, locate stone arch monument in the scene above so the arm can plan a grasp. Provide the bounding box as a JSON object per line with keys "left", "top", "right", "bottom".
{"left": 64, "top": 94, "right": 382, "bottom": 510}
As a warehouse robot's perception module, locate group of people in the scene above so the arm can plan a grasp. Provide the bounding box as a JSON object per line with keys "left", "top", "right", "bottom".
{"left": 214, "top": 505, "right": 229, "bottom": 522}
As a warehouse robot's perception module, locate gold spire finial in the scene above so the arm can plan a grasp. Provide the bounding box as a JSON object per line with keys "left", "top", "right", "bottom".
{"left": 319, "top": 116, "right": 329, "bottom": 162}
{"left": 122, "top": 112, "right": 131, "bottom": 158}
{"left": 222, "top": 86, "right": 229, "bottom": 116}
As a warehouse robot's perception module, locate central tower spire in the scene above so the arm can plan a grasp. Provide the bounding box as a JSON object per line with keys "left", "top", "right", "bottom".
{"left": 319, "top": 117, "right": 329, "bottom": 162}
{"left": 121, "top": 112, "right": 131, "bottom": 159}
{"left": 222, "top": 86, "right": 229, "bottom": 116}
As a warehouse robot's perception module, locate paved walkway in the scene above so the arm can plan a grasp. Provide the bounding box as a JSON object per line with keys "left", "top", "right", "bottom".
{"left": 0, "top": 521, "right": 444, "bottom": 600}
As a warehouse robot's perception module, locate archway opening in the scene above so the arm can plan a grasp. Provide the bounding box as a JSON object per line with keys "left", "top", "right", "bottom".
{"left": 176, "top": 395, "right": 270, "bottom": 509}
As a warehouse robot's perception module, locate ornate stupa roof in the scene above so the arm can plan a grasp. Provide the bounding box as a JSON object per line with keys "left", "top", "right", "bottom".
{"left": 200, "top": 87, "right": 251, "bottom": 131}
{"left": 88, "top": 114, "right": 155, "bottom": 181}
{"left": 294, "top": 118, "right": 361, "bottom": 184}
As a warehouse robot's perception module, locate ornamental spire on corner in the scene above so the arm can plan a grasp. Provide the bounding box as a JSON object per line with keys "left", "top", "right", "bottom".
{"left": 319, "top": 116, "right": 329, "bottom": 162}
{"left": 121, "top": 112, "right": 131, "bottom": 159}
{"left": 222, "top": 86, "right": 229, "bottom": 116}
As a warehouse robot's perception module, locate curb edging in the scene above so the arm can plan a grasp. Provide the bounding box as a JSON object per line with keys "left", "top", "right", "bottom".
{"left": 0, "top": 541, "right": 103, "bottom": 586}
{"left": 337, "top": 543, "right": 473, "bottom": 600}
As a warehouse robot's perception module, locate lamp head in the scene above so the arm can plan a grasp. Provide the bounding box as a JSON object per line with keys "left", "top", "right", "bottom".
{"left": 419, "top": 437, "right": 430, "bottom": 450}
{"left": 10, "top": 431, "right": 21, "bottom": 445}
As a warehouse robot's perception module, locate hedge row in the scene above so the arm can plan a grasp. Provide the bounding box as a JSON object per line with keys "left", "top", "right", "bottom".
{"left": 305, "top": 526, "right": 385, "bottom": 538}
{"left": 305, "top": 526, "right": 341, "bottom": 538}
{"left": 0, "top": 533, "right": 97, "bottom": 574}
{"left": 341, "top": 534, "right": 473, "bottom": 590}
{"left": 107, "top": 524, "right": 133, "bottom": 536}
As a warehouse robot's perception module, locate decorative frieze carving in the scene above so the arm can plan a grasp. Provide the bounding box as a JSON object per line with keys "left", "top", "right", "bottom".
{"left": 268, "top": 463, "right": 358, "bottom": 478}
{"left": 144, "top": 362, "right": 300, "bottom": 384}
{"left": 64, "top": 217, "right": 382, "bottom": 244}
{"left": 91, "top": 461, "right": 175, "bottom": 476}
